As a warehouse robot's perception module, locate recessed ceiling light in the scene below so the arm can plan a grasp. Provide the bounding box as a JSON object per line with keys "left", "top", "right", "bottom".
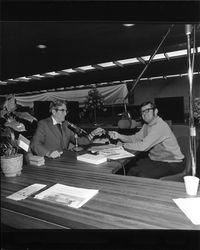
{"left": 123, "top": 24, "right": 135, "bottom": 27}
{"left": 37, "top": 44, "right": 47, "bottom": 49}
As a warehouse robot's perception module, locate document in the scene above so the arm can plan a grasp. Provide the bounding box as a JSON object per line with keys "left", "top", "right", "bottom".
{"left": 17, "top": 134, "right": 30, "bottom": 152}
{"left": 34, "top": 183, "right": 99, "bottom": 209}
{"left": 173, "top": 197, "right": 200, "bottom": 225}
{"left": 96, "top": 146, "right": 135, "bottom": 160}
{"left": 7, "top": 184, "right": 47, "bottom": 201}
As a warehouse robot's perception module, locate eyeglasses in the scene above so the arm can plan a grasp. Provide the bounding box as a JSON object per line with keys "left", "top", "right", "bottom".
{"left": 141, "top": 108, "right": 154, "bottom": 115}
{"left": 56, "top": 109, "right": 68, "bottom": 113}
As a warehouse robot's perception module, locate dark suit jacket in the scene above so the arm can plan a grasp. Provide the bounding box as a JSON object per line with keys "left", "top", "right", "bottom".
{"left": 31, "top": 117, "right": 90, "bottom": 156}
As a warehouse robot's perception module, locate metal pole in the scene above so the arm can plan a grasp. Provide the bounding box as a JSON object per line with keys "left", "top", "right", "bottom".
{"left": 185, "top": 24, "right": 196, "bottom": 176}
{"left": 124, "top": 25, "right": 174, "bottom": 101}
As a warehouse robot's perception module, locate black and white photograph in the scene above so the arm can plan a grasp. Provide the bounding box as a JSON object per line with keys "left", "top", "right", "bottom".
{"left": 1, "top": 1, "right": 200, "bottom": 249}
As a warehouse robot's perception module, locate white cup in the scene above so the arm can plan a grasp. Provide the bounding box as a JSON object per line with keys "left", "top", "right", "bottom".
{"left": 184, "top": 176, "right": 199, "bottom": 196}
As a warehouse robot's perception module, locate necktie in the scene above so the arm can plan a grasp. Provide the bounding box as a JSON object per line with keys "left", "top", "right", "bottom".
{"left": 57, "top": 123, "right": 63, "bottom": 135}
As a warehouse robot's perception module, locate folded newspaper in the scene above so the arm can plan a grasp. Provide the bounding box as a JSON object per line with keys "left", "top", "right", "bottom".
{"left": 34, "top": 183, "right": 99, "bottom": 209}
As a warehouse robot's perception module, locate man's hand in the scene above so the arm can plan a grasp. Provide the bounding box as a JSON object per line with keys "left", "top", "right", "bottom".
{"left": 91, "top": 127, "right": 106, "bottom": 137}
{"left": 46, "top": 150, "right": 63, "bottom": 158}
{"left": 108, "top": 131, "right": 120, "bottom": 140}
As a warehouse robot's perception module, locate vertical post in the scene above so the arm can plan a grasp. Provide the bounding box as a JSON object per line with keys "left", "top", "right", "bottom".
{"left": 94, "top": 106, "right": 97, "bottom": 125}
{"left": 185, "top": 24, "right": 196, "bottom": 176}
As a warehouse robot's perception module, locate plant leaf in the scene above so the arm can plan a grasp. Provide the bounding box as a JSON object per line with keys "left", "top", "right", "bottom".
{"left": 15, "top": 112, "right": 37, "bottom": 123}
{"left": 4, "top": 120, "right": 26, "bottom": 132}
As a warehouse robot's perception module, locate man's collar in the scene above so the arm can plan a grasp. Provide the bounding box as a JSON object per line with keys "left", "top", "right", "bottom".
{"left": 51, "top": 116, "right": 61, "bottom": 125}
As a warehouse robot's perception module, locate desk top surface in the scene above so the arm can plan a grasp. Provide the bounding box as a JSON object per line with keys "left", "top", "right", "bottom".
{"left": 1, "top": 150, "right": 200, "bottom": 230}
{"left": 44, "top": 149, "right": 129, "bottom": 174}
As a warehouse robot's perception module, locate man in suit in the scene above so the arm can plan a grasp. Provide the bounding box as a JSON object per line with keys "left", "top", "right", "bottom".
{"left": 31, "top": 100, "right": 102, "bottom": 158}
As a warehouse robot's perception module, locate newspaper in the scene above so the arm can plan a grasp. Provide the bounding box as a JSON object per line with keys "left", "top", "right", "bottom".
{"left": 34, "top": 183, "right": 99, "bottom": 209}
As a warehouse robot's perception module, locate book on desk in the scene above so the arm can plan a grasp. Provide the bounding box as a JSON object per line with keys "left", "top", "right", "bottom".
{"left": 77, "top": 153, "right": 107, "bottom": 164}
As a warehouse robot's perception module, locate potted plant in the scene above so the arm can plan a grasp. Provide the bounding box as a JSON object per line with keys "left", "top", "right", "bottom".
{"left": 82, "top": 85, "right": 107, "bottom": 125}
{"left": 0, "top": 94, "right": 36, "bottom": 177}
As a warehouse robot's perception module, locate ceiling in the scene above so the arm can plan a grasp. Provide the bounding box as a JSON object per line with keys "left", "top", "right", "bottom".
{"left": 1, "top": 22, "right": 200, "bottom": 95}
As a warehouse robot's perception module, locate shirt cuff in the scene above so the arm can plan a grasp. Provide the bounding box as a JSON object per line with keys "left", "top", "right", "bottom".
{"left": 87, "top": 133, "right": 94, "bottom": 141}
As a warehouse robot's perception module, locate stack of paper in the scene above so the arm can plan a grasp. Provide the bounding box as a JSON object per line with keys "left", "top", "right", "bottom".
{"left": 29, "top": 155, "right": 45, "bottom": 166}
{"left": 34, "top": 183, "right": 99, "bottom": 208}
{"left": 77, "top": 153, "right": 107, "bottom": 164}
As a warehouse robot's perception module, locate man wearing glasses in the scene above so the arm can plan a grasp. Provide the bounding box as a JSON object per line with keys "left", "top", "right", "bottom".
{"left": 108, "top": 101, "right": 185, "bottom": 178}
{"left": 31, "top": 100, "right": 99, "bottom": 158}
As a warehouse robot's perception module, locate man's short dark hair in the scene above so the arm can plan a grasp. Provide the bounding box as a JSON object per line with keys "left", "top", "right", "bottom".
{"left": 49, "top": 100, "right": 67, "bottom": 113}
{"left": 140, "top": 101, "right": 156, "bottom": 110}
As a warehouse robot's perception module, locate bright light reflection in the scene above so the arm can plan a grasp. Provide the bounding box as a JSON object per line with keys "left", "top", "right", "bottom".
{"left": 32, "top": 74, "right": 45, "bottom": 78}
{"left": 45, "top": 71, "right": 60, "bottom": 76}
{"left": 62, "top": 69, "right": 77, "bottom": 73}
{"left": 166, "top": 49, "right": 187, "bottom": 57}
{"left": 78, "top": 65, "right": 95, "bottom": 70}
{"left": 98, "top": 62, "right": 116, "bottom": 67}
{"left": 153, "top": 54, "right": 166, "bottom": 60}
{"left": 141, "top": 56, "right": 151, "bottom": 61}
{"left": 117, "top": 58, "right": 139, "bottom": 64}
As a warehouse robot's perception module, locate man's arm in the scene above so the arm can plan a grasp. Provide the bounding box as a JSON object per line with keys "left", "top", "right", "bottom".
{"left": 77, "top": 127, "right": 105, "bottom": 145}
{"left": 31, "top": 121, "right": 50, "bottom": 156}
{"left": 108, "top": 126, "right": 145, "bottom": 143}
{"left": 123, "top": 123, "right": 167, "bottom": 151}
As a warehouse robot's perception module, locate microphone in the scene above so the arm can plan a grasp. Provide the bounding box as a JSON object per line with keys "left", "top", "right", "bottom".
{"left": 67, "top": 121, "right": 88, "bottom": 136}
{"left": 185, "top": 24, "right": 193, "bottom": 35}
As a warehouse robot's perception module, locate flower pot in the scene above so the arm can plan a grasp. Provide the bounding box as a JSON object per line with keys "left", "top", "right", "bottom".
{"left": 1, "top": 154, "right": 23, "bottom": 177}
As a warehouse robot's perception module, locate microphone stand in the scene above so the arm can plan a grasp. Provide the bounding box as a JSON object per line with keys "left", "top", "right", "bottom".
{"left": 185, "top": 24, "right": 196, "bottom": 176}
{"left": 67, "top": 121, "right": 87, "bottom": 152}
{"left": 73, "top": 133, "right": 83, "bottom": 152}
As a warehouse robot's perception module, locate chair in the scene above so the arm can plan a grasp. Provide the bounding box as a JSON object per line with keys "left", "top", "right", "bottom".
{"left": 160, "top": 125, "right": 191, "bottom": 182}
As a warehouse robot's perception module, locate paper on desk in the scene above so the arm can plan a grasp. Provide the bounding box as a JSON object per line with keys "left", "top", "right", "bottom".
{"left": 173, "top": 197, "right": 200, "bottom": 225}
{"left": 34, "top": 183, "right": 99, "bottom": 209}
{"left": 7, "top": 184, "right": 47, "bottom": 201}
{"left": 99, "top": 146, "right": 135, "bottom": 160}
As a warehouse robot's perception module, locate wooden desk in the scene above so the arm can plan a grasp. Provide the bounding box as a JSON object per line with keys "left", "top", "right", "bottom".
{"left": 1, "top": 152, "right": 200, "bottom": 229}
{"left": 44, "top": 150, "right": 127, "bottom": 174}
